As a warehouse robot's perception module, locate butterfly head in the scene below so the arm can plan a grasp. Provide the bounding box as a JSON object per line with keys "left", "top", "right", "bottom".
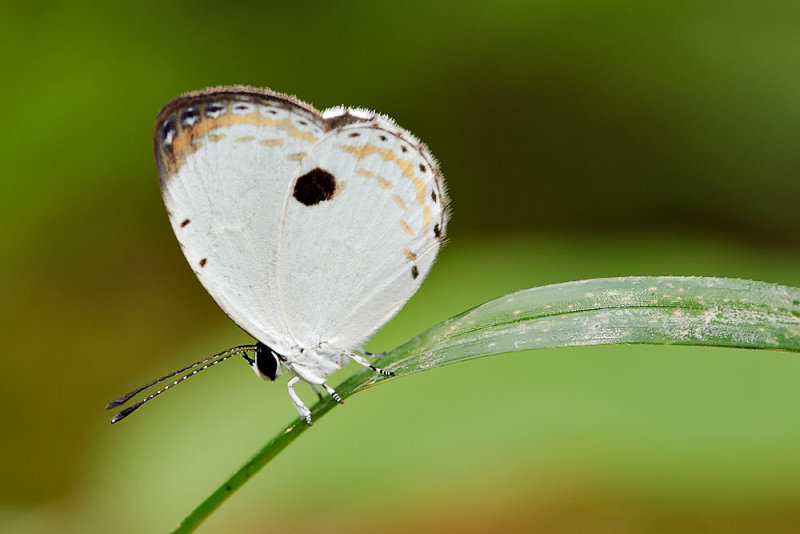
{"left": 253, "top": 342, "right": 282, "bottom": 381}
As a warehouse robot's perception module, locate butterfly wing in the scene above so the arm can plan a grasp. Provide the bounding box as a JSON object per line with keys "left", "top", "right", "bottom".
{"left": 154, "top": 87, "right": 327, "bottom": 354}
{"left": 276, "top": 113, "right": 448, "bottom": 350}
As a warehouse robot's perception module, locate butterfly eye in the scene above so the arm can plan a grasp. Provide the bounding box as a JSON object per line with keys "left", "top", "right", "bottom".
{"left": 255, "top": 343, "right": 281, "bottom": 381}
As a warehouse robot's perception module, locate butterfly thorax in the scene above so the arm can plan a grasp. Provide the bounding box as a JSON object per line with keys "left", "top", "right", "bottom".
{"left": 282, "top": 345, "right": 348, "bottom": 385}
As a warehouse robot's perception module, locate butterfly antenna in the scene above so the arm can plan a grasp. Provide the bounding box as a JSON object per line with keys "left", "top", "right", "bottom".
{"left": 106, "top": 345, "right": 256, "bottom": 423}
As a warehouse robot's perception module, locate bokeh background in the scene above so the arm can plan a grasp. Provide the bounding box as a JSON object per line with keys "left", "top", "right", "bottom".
{"left": 2, "top": 1, "right": 800, "bottom": 532}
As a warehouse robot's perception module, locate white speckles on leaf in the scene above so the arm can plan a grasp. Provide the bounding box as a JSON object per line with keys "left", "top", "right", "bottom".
{"left": 701, "top": 309, "right": 719, "bottom": 324}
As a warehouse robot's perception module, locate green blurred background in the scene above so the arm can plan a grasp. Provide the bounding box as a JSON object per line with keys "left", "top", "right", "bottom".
{"left": 2, "top": 1, "right": 800, "bottom": 532}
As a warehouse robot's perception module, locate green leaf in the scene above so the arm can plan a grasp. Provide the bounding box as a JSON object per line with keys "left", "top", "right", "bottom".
{"left": 171, "top": 276, "right": 800, "bottom": 533}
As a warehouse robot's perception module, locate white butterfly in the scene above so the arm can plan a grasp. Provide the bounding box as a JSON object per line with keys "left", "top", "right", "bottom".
{"left": 107, "top": 86, "right": 448, "bottom": 425}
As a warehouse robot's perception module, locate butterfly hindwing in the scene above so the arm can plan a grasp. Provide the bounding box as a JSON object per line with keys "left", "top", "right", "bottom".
{"left": 277, "top": 117, "right": 447, "bottom": 349}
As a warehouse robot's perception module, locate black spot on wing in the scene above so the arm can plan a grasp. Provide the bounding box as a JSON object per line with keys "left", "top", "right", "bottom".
{"left": 411, "top": 265, "right": 419, "bottom": 279}
{"left": 199, "top": 258, "right": 207, "bottom": 267}
{"left": 180, "top": 219, "right": 191, "bottom": 227}
{"left": 180, "top": 107, "right": 200, "bottom": 127}
{"left": 159, "top": 114, "right": 177, "bottom": 147}
{"left": 205, "top": 103, "right": 225, "bottom": 116}
{"left": 293, "top": 168, "right": 337, "bottom": 206}
{"left": 434, "top": 224, "right": 441, "bottom": 238}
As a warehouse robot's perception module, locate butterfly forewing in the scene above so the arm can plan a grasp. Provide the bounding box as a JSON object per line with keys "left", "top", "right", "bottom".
{"left": 154, "top": 88, "right": 326, "bottom": 354}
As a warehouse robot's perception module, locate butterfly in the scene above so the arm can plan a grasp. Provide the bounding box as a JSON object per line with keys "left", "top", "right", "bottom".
{"left": 107, "top": 86, "right": 448, "bottom": 425}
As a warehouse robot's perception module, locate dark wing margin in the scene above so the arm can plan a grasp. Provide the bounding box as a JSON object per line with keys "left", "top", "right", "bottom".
{"left": 153, "top": 85, "right": 328, "bottom": 184}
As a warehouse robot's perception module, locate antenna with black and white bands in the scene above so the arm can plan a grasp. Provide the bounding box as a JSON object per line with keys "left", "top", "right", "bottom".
{"left": 105, "top": 344, "right": 263, "bottom": 423}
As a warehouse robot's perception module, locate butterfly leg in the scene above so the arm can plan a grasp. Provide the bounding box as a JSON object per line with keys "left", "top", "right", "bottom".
{"left": 321, "top": 383, "right": 343, "bottom": 404}
{"left": 287, "top": 376, "right": 312, "bottom": 425}
{"left": 347, "top": 353, "right": 395, "bottom": 377}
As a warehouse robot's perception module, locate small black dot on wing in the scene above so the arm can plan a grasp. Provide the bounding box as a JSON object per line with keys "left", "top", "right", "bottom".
{"left": 160, "top": 115, "right": 177, "bottom": 146}
{"left": 411, "top": 265, "right": 419, "bottom": 279}
{"left": 180, "top": 107, "right": 200, "bottom": 127}
{"left": 205, "top": 103, "right": 226, "bottom": 117}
